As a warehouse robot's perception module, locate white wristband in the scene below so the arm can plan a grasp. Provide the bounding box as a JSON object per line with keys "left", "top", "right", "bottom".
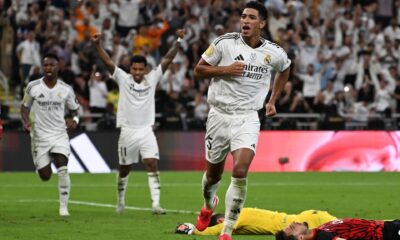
{"left": 73, "top": 116, "right": 79, "bottom": 124}
{"left": 177, "top": 37, "right": 183, "bottom": 43}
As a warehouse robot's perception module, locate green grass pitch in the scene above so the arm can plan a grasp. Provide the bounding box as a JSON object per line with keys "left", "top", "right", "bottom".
{"left": 0, "top": 172, "right": 399, "bottom": 239}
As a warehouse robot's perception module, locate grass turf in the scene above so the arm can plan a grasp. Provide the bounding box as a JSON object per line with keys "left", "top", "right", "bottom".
{"left": 0, "top": 172, "right": 399, "bottom": 239}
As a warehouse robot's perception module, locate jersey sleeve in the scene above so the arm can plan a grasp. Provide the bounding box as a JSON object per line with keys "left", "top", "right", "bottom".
{"left": 201, "top": 38, "right": 224, "bottom": 66}
{"left": 315, "top": 230, "right": 336, "bottom": 240}
{"left": 111, "top": 67, "right": 129, "bottom": 85}
{"left": 148, "top": 65, "right": 163, "bottom": 85}
{"left": 21, "top": 83, "right": 34, "bottom": 108}
{"left": 271, "top": 51, "right": 291, "bottom": 73}
{"left": 66, "top": 87, "right": 80, "bottom": 111}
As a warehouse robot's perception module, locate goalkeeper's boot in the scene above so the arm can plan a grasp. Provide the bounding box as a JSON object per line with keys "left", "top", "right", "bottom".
{"left": 218, "top": 233, "right": 232, "bottom": 240}
{"left": 195, "top": 195, "right": 219, "bottom": 231}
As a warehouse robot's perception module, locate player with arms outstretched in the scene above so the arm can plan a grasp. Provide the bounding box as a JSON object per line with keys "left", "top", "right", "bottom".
{"left": 21, "top": 53, "right": 79, "bottom": 216}
{"left": 193, "top": 1, "right": 291, "bottom": 239}
{"left": 93, "top": 29, "right": 185, "bottom": 215}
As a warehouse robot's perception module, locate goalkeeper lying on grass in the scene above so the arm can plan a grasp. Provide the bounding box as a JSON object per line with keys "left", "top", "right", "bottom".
{"left": 176, "top": 208, "right": 336, "bottom": 235}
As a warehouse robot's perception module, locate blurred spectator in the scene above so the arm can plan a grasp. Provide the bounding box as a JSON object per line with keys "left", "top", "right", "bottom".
{"left": 116, "top": 0, "right": 142, "bottom": 37}
{"left": 75, "top": 18, "right": 97, "bottom": 43}
{"left": 4, "top": 0, "right": 400, "bottom": 131}
{"left": 89, "top": 66, "right": 108, "bottom": 121}
{"left": 110, "top": 33, "right": 128, "bottom": 67}
{"left": 133, "top": 25, "right": 152, "bottom": 55}
{"left": 16, "top": 30, "right": 40, "bottom": 85}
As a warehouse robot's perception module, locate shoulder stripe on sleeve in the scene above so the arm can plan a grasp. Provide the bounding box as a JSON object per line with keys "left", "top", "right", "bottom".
{"left": 59, "top": 81, "right": 75, "bottom": 92}
{"left": 25, "top": 80, "right": 41, "bottom": 94}
{"left": 214, "top": 33, "right": 240, "bottom": 46}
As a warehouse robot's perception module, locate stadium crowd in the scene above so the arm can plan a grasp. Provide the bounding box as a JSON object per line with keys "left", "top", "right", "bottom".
{"left": 1, "top": 0, "right": 400, "bottom": 130}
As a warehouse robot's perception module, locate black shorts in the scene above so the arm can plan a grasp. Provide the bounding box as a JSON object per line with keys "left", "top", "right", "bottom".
{"left": 384, "top": 220, "right": 400, "bottom": 240}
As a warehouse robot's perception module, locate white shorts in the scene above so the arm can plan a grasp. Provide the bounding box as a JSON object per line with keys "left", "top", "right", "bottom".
{"left": 30, "top": 132, "right": 70, "bottom": 170}
{"left": 118, "top": 127, "right": 159, "bottom": 165}
{"left": 205, "top": 108, "right": 260, "bottom": 164}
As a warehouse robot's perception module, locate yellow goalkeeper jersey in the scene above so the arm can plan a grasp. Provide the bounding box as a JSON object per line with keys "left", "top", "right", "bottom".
{"left": 194, "top": 208, "right": 336, "bottom": 235}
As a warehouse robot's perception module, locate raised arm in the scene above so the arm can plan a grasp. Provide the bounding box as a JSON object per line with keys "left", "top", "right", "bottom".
{"left": 92, "top": 33, "right": 116, "bottom": 74}
{"left": 160, "top": 29, "right": 185, "bottom": 73}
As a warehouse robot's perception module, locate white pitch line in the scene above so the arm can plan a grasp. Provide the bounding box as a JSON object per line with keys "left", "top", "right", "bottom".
{"left": 11, "top": 199, "right": 198, "bottom": 215}
{"left": 1, "top": 182, "right": 400, "bottom": 188}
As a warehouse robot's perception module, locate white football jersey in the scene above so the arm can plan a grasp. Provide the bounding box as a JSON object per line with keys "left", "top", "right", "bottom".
{"left": 22, "top": 78, "right": 79, "bottom": 138}
{"left": 202, "top": 32, "right": 291, "bottom": 114}
{"left": 112, "top": 66, "right": 162, "bottom": 129}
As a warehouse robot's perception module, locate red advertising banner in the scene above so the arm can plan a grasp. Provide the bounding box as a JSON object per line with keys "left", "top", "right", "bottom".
{"left": 1, "top": 131, "right": 400, "bottom": 172}
{"left": 223, "top": 131, "right": 400, "bottom": 172}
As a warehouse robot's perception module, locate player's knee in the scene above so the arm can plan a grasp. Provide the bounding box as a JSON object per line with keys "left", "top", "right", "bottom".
{"left": 206, "top": 174, "right": 222, "bottom": 184}
{"left": 39, "top": 173, "right": 51, "bottom": 181}
{"left": 144, "top": 159, "right": 158, "bottom": 172}
{"left": 232, "top": 166, "right": 248, "bottom": 178}
{"left": 119, "top": 166, "right": 131, "bottom": 177}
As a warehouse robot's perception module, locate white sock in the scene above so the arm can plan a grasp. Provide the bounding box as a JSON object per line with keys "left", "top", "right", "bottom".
{"left": 117, "top": 174, "right": 129, "bottom": 205}
{"left": 202, "top": 172, "right": 220, "bottom": 209}
{"left": 57, "top": 166, "right": 70, "bottom": 209}
{"left": 148, "top": 172, "right": 161, "bottom": 207}
{"left": 221, "top": 177, "right": 247, "bottom": 236}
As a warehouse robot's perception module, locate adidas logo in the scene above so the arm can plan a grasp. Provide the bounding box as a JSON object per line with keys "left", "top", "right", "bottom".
{"left": 234, "top": 54, "right": 244, "bottom": 61}
{"left": 38, "top": 93, "right": 45, "bottom": 98}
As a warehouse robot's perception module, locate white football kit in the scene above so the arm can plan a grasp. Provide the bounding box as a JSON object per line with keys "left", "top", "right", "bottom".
{"left": 112, "top": 66, "right": 163, "bottom": 164}
{"left": 202, "top": 33, "right": 291, "bottom": 163}
{"left": 22, "top": 78, "right": 79, "bottom": 169}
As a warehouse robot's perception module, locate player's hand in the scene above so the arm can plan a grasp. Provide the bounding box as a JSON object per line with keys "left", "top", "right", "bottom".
{"left": 175, "top": 223, "right": 195, "bottom": 235}
{"left": 23, "top": 122, "right": 32, "bottom": 133}
{"left": 265, "top": 102, "right": 277, "bottom": 117}
{"left": 92, "top": 33, "right": 101, "bottom": 44}
{"left": 229, "top": 61, "right": 245, "bottom": 76}
{"left": 176, "top": 29, "right": 185, "bottom": 39}
{"left": 66, "top": 119, "right": 78, "bottom": 131}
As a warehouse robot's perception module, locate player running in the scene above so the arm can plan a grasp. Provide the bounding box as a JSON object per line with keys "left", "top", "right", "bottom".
{"left": 21, "top": 53, "right": 80, "bottom": 216}
{"left": 193, "top": 1, "right": 291, "bottom": 239}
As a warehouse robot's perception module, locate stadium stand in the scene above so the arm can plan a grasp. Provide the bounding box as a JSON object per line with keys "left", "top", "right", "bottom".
{"left": 0, "top": 0, "right": 400, "bottom": 131}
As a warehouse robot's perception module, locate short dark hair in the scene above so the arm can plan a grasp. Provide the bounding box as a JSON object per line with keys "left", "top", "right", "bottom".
{"left": 130, "top": 55, "right": 147, "bottom": 66}
{"left": 275, "top": 230, "right": 298, "bottom": 240}
{"left": 244, "top": 1, "right": 268, "bottom": 20}
{"left": 42, "top": 53, "right": 59, "bottom": 62}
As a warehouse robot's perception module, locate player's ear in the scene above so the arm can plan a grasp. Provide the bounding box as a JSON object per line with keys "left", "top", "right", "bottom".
{"left": 259, "top": 19, "right": 266, "bottom": 30}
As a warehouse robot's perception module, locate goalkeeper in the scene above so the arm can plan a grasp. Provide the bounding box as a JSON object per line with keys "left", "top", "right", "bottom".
{"left": 176, "top": 208, "right": 336, "bottom": 235}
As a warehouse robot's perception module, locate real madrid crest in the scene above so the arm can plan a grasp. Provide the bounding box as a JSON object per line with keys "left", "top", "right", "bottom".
{"left": 264, "top": 55, "right": 272, "bottom": 64}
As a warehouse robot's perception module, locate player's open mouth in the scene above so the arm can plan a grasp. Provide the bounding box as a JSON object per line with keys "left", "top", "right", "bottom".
{"left": 242, "top": 25, "right": 250, "bottom": 33}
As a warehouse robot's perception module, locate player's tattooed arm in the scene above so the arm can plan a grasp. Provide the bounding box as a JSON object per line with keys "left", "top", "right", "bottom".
{"left": 160, "top": 29, "right": 185, "bottom": 73}
{"left": 92, "top": 33, "right": 116, "bottom": 74}
{"left": 20, "top": 105, "right": 31, "bottom": 133}
{"left": 65, "top": 109, "right": 79, "bottom": 131}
